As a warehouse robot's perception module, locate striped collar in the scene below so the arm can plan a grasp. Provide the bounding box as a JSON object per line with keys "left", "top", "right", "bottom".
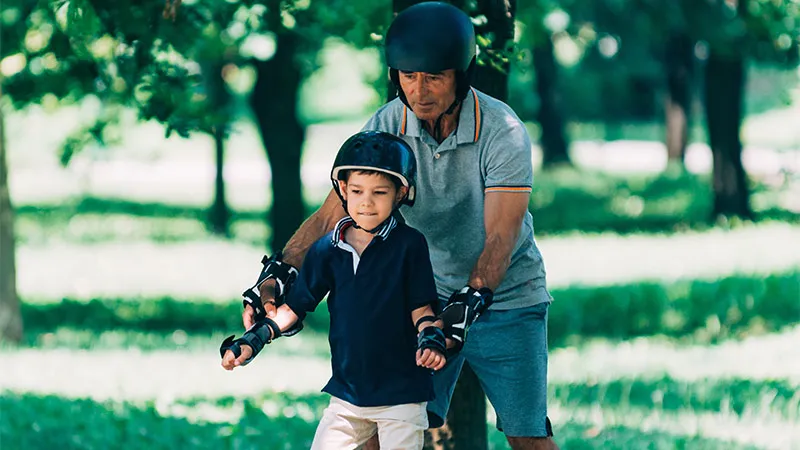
{"left": 331, "top": 215, "right": 398, "bottom": 245}
{"left": 399, "top": 88, "right": 482, "bottom": 145}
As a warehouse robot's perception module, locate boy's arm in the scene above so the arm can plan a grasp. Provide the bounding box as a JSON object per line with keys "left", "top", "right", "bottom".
{"left": 245, "top": 189, "right": 346, "bottom": 328}
{"left": 412, "top": 305, "right": 447, "bottom": 371}
{"left": 411, "top": 305, "right": 443, "bottom": 332}
{"left": 221, "top": 304, "right": 300, "bottom": 370}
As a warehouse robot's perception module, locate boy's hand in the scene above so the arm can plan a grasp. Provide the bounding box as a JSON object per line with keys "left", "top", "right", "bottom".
{"left": 221, "top": 345, "right": 253, "bottom": 370}
{"left": 416, "top": 348, "right": 446, "bottom": 371}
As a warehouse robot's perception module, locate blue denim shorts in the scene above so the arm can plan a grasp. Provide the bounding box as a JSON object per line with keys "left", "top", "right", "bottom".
{"left": 427, "top": 301, "right": 553, "bottom": 437}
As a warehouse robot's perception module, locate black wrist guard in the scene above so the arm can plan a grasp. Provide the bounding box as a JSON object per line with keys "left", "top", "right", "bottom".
{"left": 439, "top": 285, "right": 494, "bottom": 352}
{"left": 414, "top": 315, "right": 438, "bottom": 330}
{"left": 219, "top": 317, "right": 281, "bottom": 365}
{"left": 417, "top": 326, "right": 447, "bottom": 355}
{"left": 242, "top": 252, "right": 299, "bottom": 322}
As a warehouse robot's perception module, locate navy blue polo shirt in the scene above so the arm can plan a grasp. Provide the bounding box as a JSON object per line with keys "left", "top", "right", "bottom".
{"left": 285, "top": 215, "right": 439, "bottom": 407}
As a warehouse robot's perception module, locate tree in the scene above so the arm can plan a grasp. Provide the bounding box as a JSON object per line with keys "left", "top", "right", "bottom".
{"left": 664, "top": 31, "right": 694, "bottom": 165}
{"left": 521, "top": 0, "right": 571, "bottom": 166}
{"left": 247, "top": 10, "right": 306, "bottom": 252}
{"left": 0, "top": 85, "right": 23, "bottom": 344}
{"left": 694, "top": 0, "right": 799, "bottom": 219}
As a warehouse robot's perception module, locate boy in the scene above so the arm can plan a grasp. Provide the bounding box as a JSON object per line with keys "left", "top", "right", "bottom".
{"left": 221, "top": 131, "right": 448, "bottom": 450}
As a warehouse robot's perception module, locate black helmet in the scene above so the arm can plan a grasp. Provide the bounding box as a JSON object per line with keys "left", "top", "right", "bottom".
{"left": 385, "top": 2, "right": 476, "bottom": 106}
{"left": 331, "top": 131, "right": 417, "bottom": 207}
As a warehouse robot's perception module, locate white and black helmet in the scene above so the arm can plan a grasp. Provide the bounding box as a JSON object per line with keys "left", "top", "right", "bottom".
{"left": 331, "top": 131, "right": 417, "bottom": 207}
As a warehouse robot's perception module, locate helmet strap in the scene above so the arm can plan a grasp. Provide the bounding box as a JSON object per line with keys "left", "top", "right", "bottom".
{"left": 343, "top": 198, "right": 406, "bottom": 236}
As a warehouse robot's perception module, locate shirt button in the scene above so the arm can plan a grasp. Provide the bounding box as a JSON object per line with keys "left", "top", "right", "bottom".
{"left": 434, "top": 153, "right": 441, "bottom": 159}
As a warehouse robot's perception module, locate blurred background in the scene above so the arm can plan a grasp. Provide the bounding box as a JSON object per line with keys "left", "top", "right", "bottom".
{"left": 0, "top": 0, "right": 799, "bottom": 449}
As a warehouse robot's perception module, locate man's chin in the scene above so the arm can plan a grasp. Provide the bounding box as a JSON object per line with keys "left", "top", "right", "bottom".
{"left": 412, "top": 110, "right": 439, "bottom": 121}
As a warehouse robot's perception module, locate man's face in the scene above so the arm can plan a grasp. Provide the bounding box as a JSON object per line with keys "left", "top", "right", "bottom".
{"left": 398, "top": 69, "right": 457, "bottom": 121}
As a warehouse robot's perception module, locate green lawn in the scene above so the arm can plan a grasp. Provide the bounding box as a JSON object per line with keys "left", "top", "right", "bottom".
{"left": 5, "top": 104, "right": 800, "bottom": 449}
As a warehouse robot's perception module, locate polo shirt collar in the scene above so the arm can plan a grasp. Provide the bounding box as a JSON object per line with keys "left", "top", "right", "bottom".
{"left": 331, "top": 215, "right": 398, "bottom": 246}
{"left": 399, "top": 88, "right": 482, "bottom": 145}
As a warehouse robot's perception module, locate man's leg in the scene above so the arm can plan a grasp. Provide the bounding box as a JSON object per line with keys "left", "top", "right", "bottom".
{"left": 506, "top": 436, "right": 560, "bottom": 450}
{"left": 465, "top": 302, "right": 558, "bottom": 448}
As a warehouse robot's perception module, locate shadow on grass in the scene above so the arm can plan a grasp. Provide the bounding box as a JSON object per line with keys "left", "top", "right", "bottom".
{"left": 20, "top": 271, "right": 800, "bottom": 350}
{"left": 21, "top": 297, "right": 330, "bottom": 336}
{"left": 551, "top": 376, "right": 800, "bottom": 420}
{"left": 16, "top": 169, "right": 799, "bottom": 239}
{"left": 0, "top": 392, "right": 761, "bottom": 450}
{"left": 16, "top": 197, "right": 264, "bottom": 223}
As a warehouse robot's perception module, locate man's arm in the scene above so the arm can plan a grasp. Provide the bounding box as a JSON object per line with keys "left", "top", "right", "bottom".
{"left": 245, "top": 189, "right": 345, "bottom": 326}
{"left": 467, "top": 191, "right": 529, "bottom": 291}
{"left": 281, "top": 189, "right": 347, "bottom": 269}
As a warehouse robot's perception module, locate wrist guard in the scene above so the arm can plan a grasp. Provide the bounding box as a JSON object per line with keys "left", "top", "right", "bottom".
{"left": 219, "top": 317, "right": 281, "bottom": 365}
{"left": 242, "top": 252, "right": 299, "bottom": 321}
{"left": 439, "top": 286, "right": 494, "bottom": 352}
{"left": 417, "top": 326, "right": 447, "bottom": 355}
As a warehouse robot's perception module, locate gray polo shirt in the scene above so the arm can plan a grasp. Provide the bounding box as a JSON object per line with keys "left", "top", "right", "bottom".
{"left": 362, "top": 88, "right": 552, "bottom": 310}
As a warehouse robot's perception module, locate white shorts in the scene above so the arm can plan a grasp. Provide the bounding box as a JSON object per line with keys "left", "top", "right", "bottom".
{"left": 311, "top": 397, "right": 428, "bottom": 450}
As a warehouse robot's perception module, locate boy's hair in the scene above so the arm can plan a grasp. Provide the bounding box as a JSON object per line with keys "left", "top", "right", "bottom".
{"left": 339, "top": 169, "right": 404, "bottom": 192}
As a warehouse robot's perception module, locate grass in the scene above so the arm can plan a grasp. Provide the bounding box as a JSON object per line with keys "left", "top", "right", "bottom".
{"left": 13, "top": 169, "right": 800, "bottom": 246}
{"left": 0, "top": 392, "right": 767, "bottom": 450}
{"left": 16, "top": 270, "right": 799, "bottom": 352}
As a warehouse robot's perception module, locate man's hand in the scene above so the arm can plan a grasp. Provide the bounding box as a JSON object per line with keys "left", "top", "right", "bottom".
{"left": 416, "top": 347, "right": 446, "bottom": 371}
{"left": 221, "top": 345, "right": 253, "bottom": 370}
{"left": 243, "top": 279, "right": 278, "bottom": 329}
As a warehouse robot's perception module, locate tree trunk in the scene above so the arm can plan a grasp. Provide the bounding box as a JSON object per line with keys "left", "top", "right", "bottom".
{"left": 472, "top": 0, "right": 516, "bottom": 102}
{"left": 533, "top": 34, "right": 570, "bottom": 167}
{"left": 249, "top": 31, "right": 306, "bottom": 253}
{"left": 703, "top": 50, "right": 751, "bottom": 220}
{"left": 209, "top": 126, "right": 230, "bottom": 236}
{"left": 665, "top": 32, "right": 694, "bottom": 164}
{"left": 0, "top": 92, "right": 23, "bottom": 344}
{"left": 206, "top": 63, "right": 231, "bottom": 237}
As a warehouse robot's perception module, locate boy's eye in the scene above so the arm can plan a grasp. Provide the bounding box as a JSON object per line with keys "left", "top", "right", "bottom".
{"left": 350, "top": 189, "right": 361, "bottom": 194}
{"left": 374, "top": 191, "right": 388, "bottom": 195}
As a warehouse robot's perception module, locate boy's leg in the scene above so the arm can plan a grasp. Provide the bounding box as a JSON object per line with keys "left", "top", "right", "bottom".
{"left": 464, "top": 302, "right": 555, "bottom": 444}
{"left": 373, "top": 403, "right": 428, "bottom": 450}
{"left": 311, "top": 397, "right": 378, "bottom": 450}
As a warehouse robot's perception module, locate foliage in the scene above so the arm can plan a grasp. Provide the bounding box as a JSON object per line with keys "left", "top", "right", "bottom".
{"left": 509, "top": 0, "right": 800, "bottom": 122}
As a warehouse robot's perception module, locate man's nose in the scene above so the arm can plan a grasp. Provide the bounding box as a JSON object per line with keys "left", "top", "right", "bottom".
{"left": 415, "top": 75, "right": 428, "bottom": 94}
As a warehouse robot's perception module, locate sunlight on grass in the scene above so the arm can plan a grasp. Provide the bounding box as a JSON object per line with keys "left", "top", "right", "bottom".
{"left": 15, "top": 223, "right": 800, "bottom": 300}
{"left": 549, "top": 325, "right": 800, "bottom": 384}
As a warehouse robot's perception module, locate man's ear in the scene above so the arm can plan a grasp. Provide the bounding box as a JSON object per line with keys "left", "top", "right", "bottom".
{"left": 337, "top": 180, "right": 348, "bottom": 201}
{"left": 395, "top": 185, "right": 409, "bottom": 203}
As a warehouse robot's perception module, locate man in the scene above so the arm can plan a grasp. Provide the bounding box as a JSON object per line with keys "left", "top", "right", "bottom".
{"left": 236, "top": 2, "right": 558, "bottom": 449}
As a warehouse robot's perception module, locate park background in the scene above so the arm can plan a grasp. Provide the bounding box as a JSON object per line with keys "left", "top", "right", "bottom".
{"left": 1, "top": 0, "right": 799, "bottom": 449}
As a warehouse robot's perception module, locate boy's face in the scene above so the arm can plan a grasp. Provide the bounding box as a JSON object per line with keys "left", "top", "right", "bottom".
{"left": 338, "top": 172, "right": 408, "bottom": 230}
